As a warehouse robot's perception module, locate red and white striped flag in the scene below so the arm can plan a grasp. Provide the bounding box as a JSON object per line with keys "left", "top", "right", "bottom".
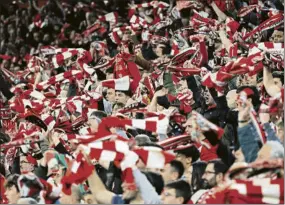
{"left": 98, "top": 12, "right": 118, "bottom": 23}
{"left": 130, "top": 15, "right": 148, "bottom": 28}
{"left": 133, "top": 147, "right": 175, "bottom": 169}
{"left": 101, "top": 76, "right": 130, "bottom": 91}
{"left": 123, "top": 115, "right": 169, "bottom": 134}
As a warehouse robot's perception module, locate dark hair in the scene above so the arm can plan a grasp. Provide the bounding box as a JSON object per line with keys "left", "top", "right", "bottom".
{"left": 4, "top": 174, "right": 20, "bottom": 192}
{"left": 208, "top": 159, "right": 228, "bottom": 175}
{"left": 143, "top": 172, "right": 164, "bottom": 195}
{"left": 90, "top": 110, "right": 107, "bottom": 120}
{"left": 237, "top": 86, "right": 261, "bottom": 111}
{"left": 191, "top": 161, "right": 207, "bottom": 193}
{"left": 67, "top": 82, "right": 77, "bottom": 97}
{"left": 115, "top": 89, "right": 132, "bottom": 97}
{"left": 106, "top": 67, "right": 114, "bottom": 74}
{"left": 165, "top": 180, "right": 192, "bottom": 204}
{"left": 272, "top": 71, "right": 284, "bottom": 85}
{"left": 174, "top": 146, "right": 200, "bottom": 162}
{"left": 169, "top": 160, "right": 184, "bottom": 179}
{"left": 135, "top": 134, "right": 151, "bottom": 146}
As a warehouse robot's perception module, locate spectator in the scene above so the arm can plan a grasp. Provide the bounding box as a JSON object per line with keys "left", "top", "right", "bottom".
{"left": 4, "top": 174, "right": 20, "bottom": 204}
{"left": 161, "top": 160, "right": 184, "bottom": 184}
{"left": 161, "top": 180, "right": 192, "bottom": 204}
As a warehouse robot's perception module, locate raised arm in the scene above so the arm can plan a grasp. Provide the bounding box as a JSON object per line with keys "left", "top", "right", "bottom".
{"left": 237, "top": 101, "right": 261, "bottom": 163}
{"left": 87, "top": 170, "right": 115, "bottom": 204}
{"left": 132, "top": 167, "right": 161, "bottom": 204}
{"left": 210, "top": 1, "right": 227, "bottom": 22}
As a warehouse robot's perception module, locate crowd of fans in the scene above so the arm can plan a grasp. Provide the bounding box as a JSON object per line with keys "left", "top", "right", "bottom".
{"left": 0, "top": 0, "right": 284, "bottom": 204}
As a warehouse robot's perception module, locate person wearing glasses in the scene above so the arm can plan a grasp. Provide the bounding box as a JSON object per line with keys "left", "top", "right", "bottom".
{"left": 192, "top": 159, "right": 228, "bottom": 204}
{"left": 161, "top": 180, "right": 192, "bottom": 204}
{"left": 201, "top": 160, "right": 228, "bottom": 190}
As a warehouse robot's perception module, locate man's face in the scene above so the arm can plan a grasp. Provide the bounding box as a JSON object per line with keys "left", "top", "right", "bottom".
{"left": 154, "top": 44, "right": 165, "bottom": 57}
{"left": 175, "top": 153, "right": 191, "bottom": 171}
{"left": 5, "top": 185, "right": 20, "bottom": 204}
{"left": 87, "top": 117, "right": 99, "bottom": 133}
{"left": 239, "top": 74, "right": 257, "bottom": 86}
{"left": 106, "top": 88, "right": 116, "bottom": 103}
{"left": 161, "top": 164, "right": 176, "bottom": 184}
{"left": 177, "top": 79, "right": 188, "bottom": 93}
{"left": 257, "top": 144, "right": 271, "bottom": 161}
{"left": 273, "top": 77, "right": 283, "bottom": 88}
{"left": 202, "top": 88, "right": 214, "bottom": 105}
{"left": 43, "top": 33, "right": 50, "bottom": 43}
{"left": 202, "top": 163, "right": 217, "bottom": 189}
{"left": 115, "top": 91, "right": 128, "bottom": 105}
{"left": 20, "top": 156, "right": 34, "bottom": 174}
{"left": 226, "top": 90, "right": 237, "bottom": 109}
{"left": 271, "top": 30, "right": 284, "bottom": 43}
{"left": 161, "top": 188, "right": 183, "bottom": 204}
{"left": 33, "top": 32, "right": 40, "bottom": 42}
{"left": 183, "top": 117, "right": 193, "bottom": 135}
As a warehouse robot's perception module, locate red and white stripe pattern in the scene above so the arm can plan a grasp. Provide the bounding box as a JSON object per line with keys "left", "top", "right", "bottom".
{"left": 29, "top": 14, "right": 47, "bottom": 30}
{"left": 225, "top": 17, "right": 240, "bottom": 41}
{"left": 98, "top": 12, "right": 118, "bottom": 23}
{"left": 243, "top": 13, "right": 284, "bottom": 41}
{"left": 101, "top": 76, "right": 130, "bottom": 91}
{"left": 253, "top": 42, "right": 284, "bottom": 56}
{"left": 143, "top": 76, "right": 155, "bottom": 98}
{"left": 36, "top": 70, "right": 83, "bottom": 90}
{"left": 158, "top": 135, "right": 191, "bottom": 150}
{"left": 201, "top": 71, "right": 228, "bottom": 93}
{"left": 52, "top": 49, "right": 79, "bottom": 68}
{"left": 40, "top": 113, "right": 56, "bottom": 132}
{"left": 190, "top": 11, "right": 218, "bottom": 29}
{"left": 109, "top": 31, "right": 122, "bottom": 44}
{"left": 199, "top": 178, "right": 284, "bottom": 204}
{"left": 133, "top": 147, "right": 175, "bottom": 169}
{"left": 61, "top": 152, "right": 94, "bottom": 195}
{"left": 124, "top": 115, "right": 169, "bottom": 134}
{"left": 130, "top": 15, "right": 149, "bottom": 29}
{"left": 170, "top": 39, "right": 180, "bottom": 56}
{"left": 82, "top": 22, "right": 101, "bottom": 37}
{"left": 237, "top": 5, "right": 260, "bottom": 17}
